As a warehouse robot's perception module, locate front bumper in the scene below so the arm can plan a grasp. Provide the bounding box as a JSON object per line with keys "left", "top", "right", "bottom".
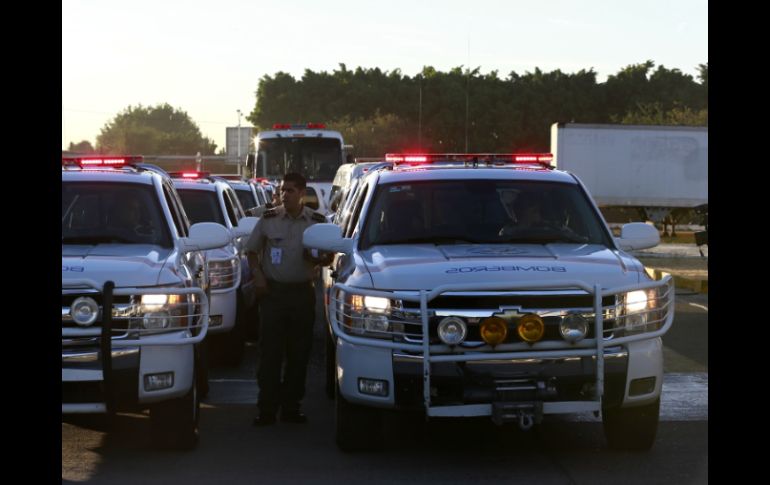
{"left": 206, "top": 288, "right": 237, "bottom": 334}
{"left": 392, "top": 347, "right": 628, "bottom": 409}
{"left": 61, "top": 279, "right": 208, "bottom": 414}
{"left": 332, "top": 276, "right": 673, "bottom": 419}
{"left": 62, "top": 332, "right": 196, "bottom": 413}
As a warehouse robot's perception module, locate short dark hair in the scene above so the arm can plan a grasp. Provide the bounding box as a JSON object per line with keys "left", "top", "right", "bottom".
{"left": 283, "top": 172, "right": 306, "bottom": 189}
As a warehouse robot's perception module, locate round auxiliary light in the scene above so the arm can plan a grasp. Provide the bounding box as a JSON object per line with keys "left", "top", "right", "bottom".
{"left": 480, "top": 317, "right": 508, "bottom": 346}
{"left": 71, "top": 297, "right": 99, "bottom": 327}
{"left": 517, "top": 314, "right": 545, "bottom": 343}
{"left": 559, "top": 314, "right": 588, "bottom": 343}
{"left": 437, "top": 317, "right": 468, "bottom": 345}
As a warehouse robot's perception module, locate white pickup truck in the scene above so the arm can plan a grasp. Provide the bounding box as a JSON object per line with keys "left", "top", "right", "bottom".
{"left": 62, "top": 156, "right": 230, "bottom": 449}
{"left": 304, "top": 153, "right": 674, "bottom": 451}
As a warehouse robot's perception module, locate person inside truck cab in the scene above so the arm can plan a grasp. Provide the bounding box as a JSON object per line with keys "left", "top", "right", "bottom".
{"left": 498, "top": 191, "right": 546, "bottom": 236}
{"left": 107, "top": 198, "right": 155, "bottom": 240}
{"left": 514, "top": 192, "right": 545, "bottom": 228}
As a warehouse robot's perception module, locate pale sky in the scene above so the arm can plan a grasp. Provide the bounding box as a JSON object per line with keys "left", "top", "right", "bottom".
{"left": 62, "top": 0, "right": 707, "bottom": 151}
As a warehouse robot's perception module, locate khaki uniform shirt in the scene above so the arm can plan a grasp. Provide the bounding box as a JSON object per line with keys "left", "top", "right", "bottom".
{"left": 245, "top": 205, "right": 325, "bottom": 283}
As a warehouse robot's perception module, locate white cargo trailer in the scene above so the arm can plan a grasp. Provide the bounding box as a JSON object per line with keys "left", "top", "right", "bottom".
{"left": 550, "top": 123, "right": 707, "bottom": 225}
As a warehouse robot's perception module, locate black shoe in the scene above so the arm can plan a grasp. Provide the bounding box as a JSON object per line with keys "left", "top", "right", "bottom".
{"left": 280, "top": 410, "right": 307, "bottom": 424}
{"left": 252, "top": 414, "right": 277, "bottom": 426}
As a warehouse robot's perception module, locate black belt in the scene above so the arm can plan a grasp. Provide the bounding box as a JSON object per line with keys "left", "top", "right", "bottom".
{"left": 266, "top": 279, "right": 313, "bottom": 290}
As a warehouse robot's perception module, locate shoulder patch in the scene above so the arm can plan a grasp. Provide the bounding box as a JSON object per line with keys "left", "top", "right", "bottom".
{"left": 311, "top": 212, "right": 326, "bottom": 223}
{"left": 263, "top": 209, "right": 278, "bottom": 218}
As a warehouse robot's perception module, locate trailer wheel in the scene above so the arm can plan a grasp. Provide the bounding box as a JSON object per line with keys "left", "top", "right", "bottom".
{"left": 335, "top": 385, "right": 383, "bottom": 451}
{"left": 150, "top": 370, "right": 200, "bottom": 450}
{"left": 602, "top": 397, "right": 659, "bottom": 451}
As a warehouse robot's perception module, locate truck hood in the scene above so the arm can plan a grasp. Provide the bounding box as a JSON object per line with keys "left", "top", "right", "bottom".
{"left": 62, "top": 244, "right": 180, "bottom": 288}
{"left": 358, "top": 243, "right": 644, "bottom": 291}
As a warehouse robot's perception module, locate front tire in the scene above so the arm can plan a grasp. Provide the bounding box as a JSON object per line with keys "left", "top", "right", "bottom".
{"left": 219, "top": 293, "right": 246, "bottom": 367}
{"left": 325, "top": 331, "right": 336, "bottom": 399}
{"left": 150, "top": 371, "right": 200, "bottom": 450}
{"left": 602, "top": 397, "right": 660, "bottom": 451}
{"left": 335, "top": 385, "right": 383, "bottom": 452}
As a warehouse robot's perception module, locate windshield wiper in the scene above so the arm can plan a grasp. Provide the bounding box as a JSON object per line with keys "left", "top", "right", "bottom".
{"left": 62, "top": 235, "right": 134, "bottom": 245}
{"left": 375, "top": 236, "right": 483, "bottom": 245}
{"left": 498, "top": 234, "right": 589, "bottom": 244}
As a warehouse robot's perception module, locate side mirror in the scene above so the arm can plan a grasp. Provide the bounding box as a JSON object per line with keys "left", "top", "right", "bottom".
{"left": 233, "top": 216, "right": 258, "bottom": 237}
{"left": 615, "top": 222, "right": 660, "bottom": 251}
{"left": 181, "top": 222, "right": 231, "bottom": 251}
{"left": 303, "top": 223, "right": 354, "bottom": 254}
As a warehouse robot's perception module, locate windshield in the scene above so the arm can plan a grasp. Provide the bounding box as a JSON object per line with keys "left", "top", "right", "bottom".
{"left": 62, "top": 182, "right": 172, "bottom": 247}
{"left": 257, "top": 137, "right": 342, "bottom": 182}
{"left": 177, "top": 189, "right": 226, "bottom": 225}
{"left": 360, "top": 179, "right": 611, "bottom": 249}
{"left": 234, "top": 187, "right": 258, "bottom": 211}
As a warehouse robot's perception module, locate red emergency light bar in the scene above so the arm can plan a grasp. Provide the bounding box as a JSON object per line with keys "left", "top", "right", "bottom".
{"left": 272, "top": 123, "right": 327, "bottom": 130}
{"left": 169, "top": 171, "right": 210, "bottom": 179}
{"left": 62, "top": 155, "right": 143, "bottom": 167}
{"left": 385, "top": 153, "right": 554, "bottom": 168}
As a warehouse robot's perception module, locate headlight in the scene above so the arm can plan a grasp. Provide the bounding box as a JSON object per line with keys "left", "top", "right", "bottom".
{"left": 617, "top": 287, "right": 664, "bottom": 335}
{"left": 136, "top": 293, "right": 188, "bottom": 334}
{"left": 209, "top": 258, "right": 239, "bottom": 289}
{"left": 364, "top": 296, "right": 390, "bottom": 312}
{"left": 625, "top": 290, "right": 649, "bottom": 313}
{"left": 338, "top": 291, "right": 400, "bottom": 339}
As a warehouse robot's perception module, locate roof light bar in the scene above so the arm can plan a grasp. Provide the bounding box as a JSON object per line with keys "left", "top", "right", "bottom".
{"left": 272, "top": 122, "right": 327, "bottom": 130}
{"left": 169, "top": 171, "right": 210, "bottom": 179}
{"left": 62, "top": 156, "right": 143, "bottom": 168}
{"left": 385, "top": 153, "right": 554, "bottom": 168}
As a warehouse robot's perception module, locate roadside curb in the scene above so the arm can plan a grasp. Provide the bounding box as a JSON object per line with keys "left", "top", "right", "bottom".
{"left": 650, "top": 268, "right": 708, "bottom": 294}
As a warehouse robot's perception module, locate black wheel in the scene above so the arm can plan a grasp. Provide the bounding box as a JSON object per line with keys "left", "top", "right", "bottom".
{"left": 335, "top": 385, "right": 383, "bottom": 452}
{"left": 325, "top": 330, "right": 336, "bottom": 399}
{"left": 150, "top": 369, "right": 200, "bottom": 450}
{"left": 197, "top": 339, "right": 210, "bottom": 398}
{"left": 602, "top": 397, "right": 660, "bottom": 451}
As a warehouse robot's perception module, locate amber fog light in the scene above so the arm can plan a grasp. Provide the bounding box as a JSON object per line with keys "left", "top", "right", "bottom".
{"left": 480, "top": 317, "right": 508, "bottom": 345}
{"left": 517, "top": 314, "right": 545, "bottom": 343}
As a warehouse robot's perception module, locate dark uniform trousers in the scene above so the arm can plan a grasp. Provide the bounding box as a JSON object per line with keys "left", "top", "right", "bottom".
{"left": 257, "top": 280, "right": 316, "bottom": 415}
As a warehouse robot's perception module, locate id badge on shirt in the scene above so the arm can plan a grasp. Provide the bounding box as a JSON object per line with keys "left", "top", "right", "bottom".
{"left": 271, "top": 247, "right": 282, "bottom": 265}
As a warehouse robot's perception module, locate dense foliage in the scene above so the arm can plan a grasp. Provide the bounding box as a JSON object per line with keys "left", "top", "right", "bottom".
{"left": 248, "top": 62, "right": 707, "bottom": 156}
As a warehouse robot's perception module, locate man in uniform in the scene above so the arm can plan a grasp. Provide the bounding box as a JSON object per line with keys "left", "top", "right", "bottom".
{"left": 246, "top": 172, "right": 331, "bottom": 426}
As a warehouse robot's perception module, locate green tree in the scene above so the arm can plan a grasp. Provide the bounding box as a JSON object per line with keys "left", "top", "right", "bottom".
{"left": 96, "top": 103, "right": 217, "bottom": 155}
{"left": 248, "top": 62, "right": 707, "bottom": 155}
{"left": 612, "top": 102, "right": 708, "bottom": 126}
{"left": 67, "top": 140, "right": 95, "bottom": 153}
{"left": 332, "top": 112, "right": 415, "bottom": 157}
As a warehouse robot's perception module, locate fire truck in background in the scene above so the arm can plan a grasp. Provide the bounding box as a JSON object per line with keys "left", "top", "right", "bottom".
{"left": 252, "top": 123, "right": 352, "bottom": 214}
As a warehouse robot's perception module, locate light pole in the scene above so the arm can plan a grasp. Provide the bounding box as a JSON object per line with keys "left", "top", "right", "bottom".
{"left": 237, "top": 109, "right": 243, "bottom": 176}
